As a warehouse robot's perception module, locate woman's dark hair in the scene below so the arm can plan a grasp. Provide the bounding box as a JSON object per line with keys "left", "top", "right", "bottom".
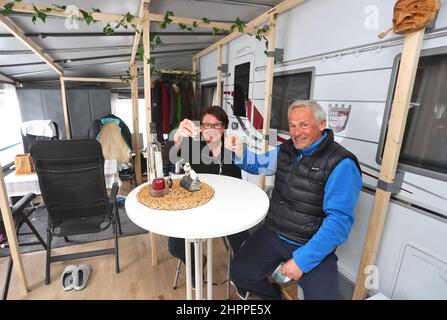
{"left": 200, "top": 105, "right": 229, "bottom": 129}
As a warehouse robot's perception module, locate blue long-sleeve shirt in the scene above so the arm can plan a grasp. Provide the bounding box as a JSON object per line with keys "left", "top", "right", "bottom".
{"left": 233, "top": 132, "right": 362, "bottom": 273}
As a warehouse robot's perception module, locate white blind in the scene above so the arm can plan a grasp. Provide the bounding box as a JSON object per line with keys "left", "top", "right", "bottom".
{"left": 0, "top": 83, "right": 23, "bottom": 165}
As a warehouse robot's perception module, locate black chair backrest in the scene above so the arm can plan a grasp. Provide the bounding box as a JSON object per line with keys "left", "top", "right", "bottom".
{"left": 30, "top": 139, "right": 110, "bottom": 231}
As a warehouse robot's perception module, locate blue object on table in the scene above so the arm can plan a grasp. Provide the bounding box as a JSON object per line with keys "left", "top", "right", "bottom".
{"left": 117, "top": 195, "right": 126, "bottom": 207}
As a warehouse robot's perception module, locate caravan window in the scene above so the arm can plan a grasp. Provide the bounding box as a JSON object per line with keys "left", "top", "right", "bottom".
{"left": 200, "top": 82, "right": 222, "bottom": 110}
{"left": 270, "top": 70, "right": 313, "bottom": 132}
{"left": 233, "top": 62, "right": 250, "bottom": 117}
{"left": 0, "top": 84, "right": 23, "bottom": 169}
{"left": 379, "top": 53, "right": 447, "bottom": 179}
{"left": 201, "top": 83, "right": 216, "bottom": 108}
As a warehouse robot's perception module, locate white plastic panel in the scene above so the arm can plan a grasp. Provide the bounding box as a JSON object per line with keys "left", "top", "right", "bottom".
{"left": 392, "top": 245, "right": 447, "bottom": 299}
{"left": 338, "top": 191, "right": 447, "bottom": 298}
{"left": 313, "top": 69, "right": 392, "bottom": 102}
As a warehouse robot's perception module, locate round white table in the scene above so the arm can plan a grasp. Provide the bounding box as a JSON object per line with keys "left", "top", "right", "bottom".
{"left": 125, "top": 174, "right": 270, "bottom": 300}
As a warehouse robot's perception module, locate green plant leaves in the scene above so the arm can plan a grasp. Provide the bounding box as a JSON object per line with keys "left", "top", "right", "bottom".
{"left": 31, "top": 5, "right": 50, "bottom": 24}
{"left": 231, "top": 17, "right": 245, "bottom": 33}
{"left": 103, "top": 22, "right": 115, "bottom": 35}
{"left": 125, "top": 12, "right": 134, "bottom": 23}
{"left": 153, "top": 36, "right": 162, "bottom": 45}
{"left": 0, "top": 0, "right": 24, "bottom": 16}
{"left": 158, "top": 10, "right": 173, "bottom": 29}
{"left": 0, "top": 3, "right": 273, "bottom": 58}
{"left": 79, "top": 9, "right": 94, "bottom": 25}
{"left": 120, "top": 68, "right": 132, "bottom": 83}
{"left": 137, "top": 46, "right": 145, "bottom": 61}
{"left": 0, "top": 3, "right": 14, "bottom": 16}
{"left": 52, "top": 4, "right": 66, "bottom": 11}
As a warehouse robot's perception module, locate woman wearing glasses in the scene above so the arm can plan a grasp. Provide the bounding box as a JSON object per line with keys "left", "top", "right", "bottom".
{"left": 165, "top": 105, "right": 249, "bottom": 288}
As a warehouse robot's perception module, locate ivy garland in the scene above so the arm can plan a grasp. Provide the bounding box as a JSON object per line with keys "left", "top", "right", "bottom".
{"left": 0, "top": 1, "right": 270, "bottom": 82}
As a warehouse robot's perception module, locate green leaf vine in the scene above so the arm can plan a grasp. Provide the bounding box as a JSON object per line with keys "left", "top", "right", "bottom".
{"left": 0, "top": 2, "right": 271, "bottom": 74}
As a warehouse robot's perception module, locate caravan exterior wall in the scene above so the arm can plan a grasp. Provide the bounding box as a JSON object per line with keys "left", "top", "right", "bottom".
{"left": 198, "top": 0, "right": 447, "bottom": 299}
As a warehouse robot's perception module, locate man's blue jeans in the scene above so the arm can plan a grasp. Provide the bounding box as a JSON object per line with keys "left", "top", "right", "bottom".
{"left": 230, "top": 224, "right": 339, "bottom": 300}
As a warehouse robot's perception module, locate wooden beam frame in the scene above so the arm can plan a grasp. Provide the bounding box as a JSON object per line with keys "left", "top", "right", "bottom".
{"left": 148, "top": 13, "right": 256, "bottom": 33}
{"left": 0, "top": 15, "right": 63, "bottom": 75}
{"left": 259, "top": 13, "right": 277, "bottom": 190}
{"left": 130, "top": 0, "right": 149, "bottom": 66}
{"left": 156, "top": 69, "right": 197, "bottom": 75}
{"left": 130, "top": 63, "right": 142, "bottom": 186}
{"left": 194, "top": 0, "right": 304, "bottom": 60}
{"left": 59, "top": 77, "right": 71, "bottom": 140}
{"left": 352, "top": 29, "right": 425, "bottom": 300}
{"left": 192, "top": 58, "right": 198, "bottom": 103}
{"left": 0, "top": 162, "right": 28, "bottom": 295}
{"left": 141, "top": 3, "right": 158, "bottom": 268}
{"left": 59, "top": 76, "right": 126, "bottom": 140}
{"left": 0, "top": 0, "right": 143, "bottom": 24}
{"left": 61, "top": 76, "right": 123, "bottom": 83}
{"left": 0, "top": 0, "right": 258, "bottom": 33}
{"left": 0, "top": 71, "right": 20, "bottom": 86}
{"left": 216, "top": 44, "right": 222, "bottom": 107}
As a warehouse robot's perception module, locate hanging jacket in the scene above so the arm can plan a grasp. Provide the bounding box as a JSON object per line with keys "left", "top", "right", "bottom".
{"left": 151, "top": 80, "right": 164, "bottom": 141}
{"left": 176, "top": 91, "right": 182, "bottom": 129}
{"left": 169, "top": 84, "right": 177, "bottom": 130}
{"left": 88, "top": 114, "right": 132, "bottom": 150}
{"left": 161, "top": 81, "right": 171, "bottom": 134}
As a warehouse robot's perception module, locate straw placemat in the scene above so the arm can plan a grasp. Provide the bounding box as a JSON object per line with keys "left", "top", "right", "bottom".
{"left": 136, "top": 179, "right": 215, "bottom": 210}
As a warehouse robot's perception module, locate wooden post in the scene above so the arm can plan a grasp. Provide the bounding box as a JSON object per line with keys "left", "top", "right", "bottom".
{"left": 0, "top": 162, "right": 28, "bottom": 295}
{"left": 259, "top": 14, "right": 277, "bottom": 190}
{"left": 352, "top": 29, "right": 425, "bottom": 300}
{"left": 192, "top": 58, "right": 198, "bottom": 114}
{"left": 59, "top": 76, "right": 71, "bottom": 139}
{"left": 130, "top": 0, "right": 149, "bottom": 67}
{"left": 216, "top": 44, "right": 223, "bottom": 107}
{"left": 61, "top": 76, "right": 123, "bottom": 83}
{"left": 142, "top": 4, "right": 158, "bottom": 268}
{"left": 130, "top": 63, "right": 142, "bottom": 185}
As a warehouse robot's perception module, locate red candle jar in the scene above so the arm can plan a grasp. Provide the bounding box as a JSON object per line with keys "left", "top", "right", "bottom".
{"left": 152, "top": 178, "right": 166, "bottom": 191}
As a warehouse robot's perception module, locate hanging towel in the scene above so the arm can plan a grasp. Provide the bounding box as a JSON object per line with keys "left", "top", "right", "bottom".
{"left": 21, "top": 120, "right": 57, "bottom": 138}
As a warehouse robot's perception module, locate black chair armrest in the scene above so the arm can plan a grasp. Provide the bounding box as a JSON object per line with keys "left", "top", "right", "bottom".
{"left": 108, "top": 182, "right": 119, "bottom": 203}
{"left": 11, "top": 193, "right": 36, "bottom": 215}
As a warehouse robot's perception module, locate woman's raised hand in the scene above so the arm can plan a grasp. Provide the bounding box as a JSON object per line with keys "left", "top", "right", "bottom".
{"left": 174, "top": 119, "right": 200, "bottom": 144}
{"left": 224, "top": 134, "right": 244, "bottom": 160}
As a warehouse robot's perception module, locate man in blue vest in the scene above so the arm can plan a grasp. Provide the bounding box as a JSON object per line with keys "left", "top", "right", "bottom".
{"left": 225, "top": 100, "right": 362, "bottom": 300}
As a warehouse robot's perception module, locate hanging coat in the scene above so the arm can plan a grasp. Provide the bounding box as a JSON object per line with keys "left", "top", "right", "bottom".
{"left": 185, "top": 80, "right": 197, "bottom": 120}
{"left": 170, "top": 83, "right": 183, "bottom": 129}
{"left": 151, "top": 80, "right": 164, "bottom": 141}
{"left": 160, "top": 81, "right": 171, "bottom": 134}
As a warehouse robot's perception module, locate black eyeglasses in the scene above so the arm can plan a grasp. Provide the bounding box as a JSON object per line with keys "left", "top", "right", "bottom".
{"left": 201, "top": 122, "right": 224, "bottom": 129}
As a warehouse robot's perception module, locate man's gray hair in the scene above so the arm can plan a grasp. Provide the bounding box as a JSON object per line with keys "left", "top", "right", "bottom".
{"left": 287, "top": 100, "right": 326, "bottom": 124}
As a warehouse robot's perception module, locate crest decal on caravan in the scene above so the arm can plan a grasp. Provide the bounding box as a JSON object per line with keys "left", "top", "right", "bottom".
{"left": 328, "top": 104, "right": 351, "bottom": 133}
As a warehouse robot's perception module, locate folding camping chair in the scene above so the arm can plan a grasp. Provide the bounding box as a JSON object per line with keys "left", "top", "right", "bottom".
{"left": 30, "top": 139, "right": 120, "bottom": 285}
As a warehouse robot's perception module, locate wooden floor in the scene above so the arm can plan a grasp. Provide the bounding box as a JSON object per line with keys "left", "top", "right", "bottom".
{"left": 1, "top": 233, "right": 233, "bottom": 300}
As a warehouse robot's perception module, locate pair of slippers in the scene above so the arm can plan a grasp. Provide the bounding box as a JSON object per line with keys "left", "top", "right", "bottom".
{"left": 61, "top": 264, "right": 91, "bottom": 291}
